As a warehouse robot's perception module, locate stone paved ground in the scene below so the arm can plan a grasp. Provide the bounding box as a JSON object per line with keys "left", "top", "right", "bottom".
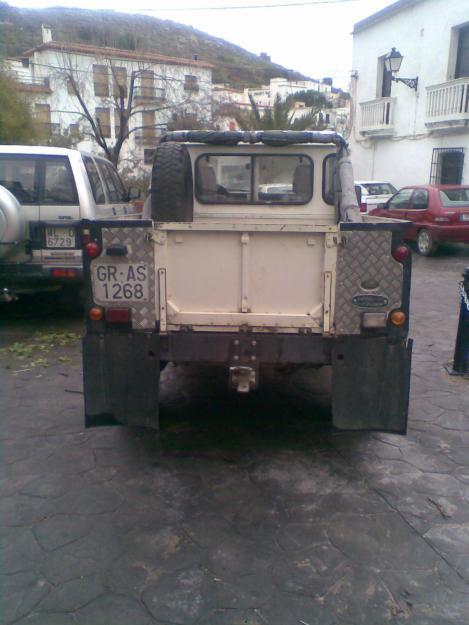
{"left": 1, "top": 246, "right": 469, "bottom": 625}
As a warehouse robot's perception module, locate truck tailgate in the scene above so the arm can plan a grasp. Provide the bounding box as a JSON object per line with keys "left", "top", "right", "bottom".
{"left": 154, "top": 224, "right": 337, "bottom": 332}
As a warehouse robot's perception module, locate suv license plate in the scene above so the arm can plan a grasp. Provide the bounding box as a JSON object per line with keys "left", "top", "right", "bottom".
{"left": 46, "top": 227, "right": 76, "bottom": 248}
{"left": 92, "top": 263, "right": 149, "bottom": 302}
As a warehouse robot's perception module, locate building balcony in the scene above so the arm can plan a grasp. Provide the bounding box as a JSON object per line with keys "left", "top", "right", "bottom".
{"left": 359, "top": 97, "right": 395, "bottom": 136}
{"left": 134, "top": 133, "right": 158, "bottom": 146}
{"left": 133, "top": 86, "right": 165, "bottom": 103}
{"left": 425, "top": 78, "right": 469, "bottom": 130}
{"left": 16, "top": 75, "right": 52, "bottom": 95}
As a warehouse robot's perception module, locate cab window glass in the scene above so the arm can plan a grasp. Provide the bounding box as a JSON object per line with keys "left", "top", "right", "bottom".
{"left": 0, "top": 156, "right": 37, "bottom": 204}
{"left": 42, "top": 158, "right": 78, "bottom": 205}
{"left": 322, "top": 154, "right": 336, "bottom": 205}
{"left": 83, "top": 156, "right": 105, "bottom": 204}
{"left": 195, "top": 154, "right": 313, "bottom": 205}
{"left": 389, "top": 189, "right": 412, "bottom": 209}
{"left": 410, "top": 189, "right": 428, "bottom": 209}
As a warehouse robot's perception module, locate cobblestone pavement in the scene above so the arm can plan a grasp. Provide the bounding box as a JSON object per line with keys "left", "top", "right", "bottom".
{"left": 1, "top": 247, "right": 469, "bottom": 625}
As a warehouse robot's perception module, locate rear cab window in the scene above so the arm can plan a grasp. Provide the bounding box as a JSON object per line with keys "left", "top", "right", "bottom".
{"left": 195, "top": 154, "right": 313, "bottom": 205}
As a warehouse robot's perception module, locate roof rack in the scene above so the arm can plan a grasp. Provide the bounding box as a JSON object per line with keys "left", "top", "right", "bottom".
{"left": 160, "top": 130, "right": 347, "bottom": 148}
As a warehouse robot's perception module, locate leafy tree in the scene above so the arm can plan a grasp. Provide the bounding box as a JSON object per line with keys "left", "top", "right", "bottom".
{"left": 0, "top": 68, "right": 43, "bottom": 144}
{"left": 235, "top": 90, "right": 328, "bottom": 131}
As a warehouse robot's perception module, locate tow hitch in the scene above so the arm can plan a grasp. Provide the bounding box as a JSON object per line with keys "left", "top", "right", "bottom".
{"left": 229, "top": 337, "right": 259, "bottom": 393}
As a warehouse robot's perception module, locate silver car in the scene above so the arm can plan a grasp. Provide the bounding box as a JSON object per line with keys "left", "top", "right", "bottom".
{"left": 0, "top": 146, "right": 141, "bottom": 299}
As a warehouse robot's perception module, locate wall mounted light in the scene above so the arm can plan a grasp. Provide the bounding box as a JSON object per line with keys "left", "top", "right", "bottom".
{"left": 384, "top": 48, "right": 418, "bottom": 90}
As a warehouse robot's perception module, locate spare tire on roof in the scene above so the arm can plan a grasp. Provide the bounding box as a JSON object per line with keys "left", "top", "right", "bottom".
{"left": 151, "top": 142, "right": 193, "bottom": 222}
{"left": 0, "top": 185, "right": 26, "bottom": 259}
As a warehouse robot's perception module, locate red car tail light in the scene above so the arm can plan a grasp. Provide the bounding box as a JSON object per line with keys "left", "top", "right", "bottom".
{"left": 105, "top": 308, "right": 131, "bottom": 324}
{"left": 360, "top": 202, "right": 367, "bottom": 213}
{"left": 393, "top": 245, "right": 410, "bottom": 262}
{"left": 85, "top": 242, "right": 101, "bottom": 258}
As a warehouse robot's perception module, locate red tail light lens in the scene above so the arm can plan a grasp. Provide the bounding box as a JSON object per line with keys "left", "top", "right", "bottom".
{"left": 82, "top": 232, "right": 90, "bottom": 246}
{"left": 393, "top": 245, "right": 410, "bottom": 262}
{"left": 105, "top": 308, "right": 131, "bottom": 324}
{"left": 51, "top": 268, "right": 78, "bottom": 278}
{"left": 360, "top": 202, "right": 367, "bottom": 213}
{"left": 85, "top": 242, "right": 101, "bottom": 258}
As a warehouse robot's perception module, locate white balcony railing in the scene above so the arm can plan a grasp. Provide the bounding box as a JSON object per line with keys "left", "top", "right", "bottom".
{"left": 359, "top": 97, "right": 395, "bottom": 135}
{"left": 425, "top": 78, "right": 469, "bottom": 128}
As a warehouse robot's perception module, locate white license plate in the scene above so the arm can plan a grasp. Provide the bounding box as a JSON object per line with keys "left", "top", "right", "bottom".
{"left": 460, "top": 214, "right": 469, "bottom": 222}
{"left": 46, "top": 227, "right": 76, "bottom": 248}
{"left": 92, "top": 262, "right": 149, "bottom": 302}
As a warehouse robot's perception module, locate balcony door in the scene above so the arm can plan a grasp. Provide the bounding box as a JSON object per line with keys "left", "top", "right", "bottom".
{"left": 456, "top": 25, "right": 469, "bottom": 79}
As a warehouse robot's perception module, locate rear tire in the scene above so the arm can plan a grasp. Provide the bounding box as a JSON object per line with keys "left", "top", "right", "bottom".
{"left": 151, "top": 143, "right": 193, "bottom": 222}
{"left": 416, "top": 229, "right": 438, "bottom": 256}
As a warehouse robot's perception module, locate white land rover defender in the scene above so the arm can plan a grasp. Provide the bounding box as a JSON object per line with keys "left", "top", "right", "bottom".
{"left": 82, "top": 130, "right": 412, "bottom": 433}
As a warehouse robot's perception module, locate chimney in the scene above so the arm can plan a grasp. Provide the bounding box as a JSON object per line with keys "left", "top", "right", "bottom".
{"left": 41, "top": 24, "right": 52, "bottom": 43}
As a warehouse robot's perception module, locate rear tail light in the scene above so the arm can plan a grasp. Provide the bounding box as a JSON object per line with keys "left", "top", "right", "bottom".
{"left": 51, "top": 268, "right": 78, "bottom": 278}
{"left": 105, "top": 308, "right": 131, "bottom": 324}
{"left": 390, "top": 310, "right": 406, "bottom": 326}
{"left": 392, "top": 245, "right": 410, "bottom": 262}
{"left": 360, "top": 202, "right": 367, "bottom": 213}
{"left": 82, "top": 231, "right": 90, "bottom": 246}
{"left": 85, "top": 242, "right": 101, "bottom": 258}
{"left": 89, "top": 306, "right": 104, "bottom": 321}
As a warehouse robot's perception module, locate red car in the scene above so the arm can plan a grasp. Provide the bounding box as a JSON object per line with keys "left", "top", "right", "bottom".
{"left": 369, "top": 185, "right": 469, "bottom": 255}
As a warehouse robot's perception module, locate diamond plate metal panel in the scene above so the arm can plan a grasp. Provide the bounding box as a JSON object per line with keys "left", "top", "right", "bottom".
{"left": 93, "top": 227, "right": 156, "bottom": 330}
{"left": 335, "top": 230, "right": 402, "bottom": 335}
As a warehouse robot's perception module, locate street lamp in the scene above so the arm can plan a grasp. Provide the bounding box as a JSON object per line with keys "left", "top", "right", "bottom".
{"left": 384, "top": 47, "right": 418, "bottom": 90}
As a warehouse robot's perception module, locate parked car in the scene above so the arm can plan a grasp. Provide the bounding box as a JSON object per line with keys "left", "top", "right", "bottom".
{"left": 0, "top": 146, "right": 141, "bottom": 300}
{"left": 355, "top": 181, "right": 397, "bottom": 213}
{"left": 369, "top": 184, "right": 469, "bottom": 255}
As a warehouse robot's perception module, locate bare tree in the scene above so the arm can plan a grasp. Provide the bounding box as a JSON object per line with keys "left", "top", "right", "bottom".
{"left": 56, "top": 52, "right": 211, "bottom": 166}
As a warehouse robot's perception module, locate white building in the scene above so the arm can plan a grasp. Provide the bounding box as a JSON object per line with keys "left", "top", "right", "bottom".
{"left": 213, "top": 76, "right": 348, "bottom": 132}
{"left": 350, "top": 0, "right": 469, "bottom": 187}
{"left": 7, "top": 25, "right": 213, "bottom": 176}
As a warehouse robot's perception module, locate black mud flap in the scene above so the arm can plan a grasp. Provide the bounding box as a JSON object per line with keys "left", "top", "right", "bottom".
{"left": 331, "top": 337, "right": 412, "bottom": 433}
{"left": 83, "top": 332, "right": 160, "bottom": 429}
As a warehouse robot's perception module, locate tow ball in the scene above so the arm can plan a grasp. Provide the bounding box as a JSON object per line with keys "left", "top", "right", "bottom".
{"left": 229, "top": 366, "right": 257, "bottom": 393}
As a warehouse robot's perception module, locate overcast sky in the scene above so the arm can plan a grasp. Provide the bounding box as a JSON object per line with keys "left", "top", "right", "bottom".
{"left": 8, "top": 0, "right": 395, "bottom": 88}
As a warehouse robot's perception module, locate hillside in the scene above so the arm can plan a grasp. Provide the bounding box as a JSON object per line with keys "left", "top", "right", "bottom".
{"left": 0, "top": 2, "right": 309, "bottom": 87}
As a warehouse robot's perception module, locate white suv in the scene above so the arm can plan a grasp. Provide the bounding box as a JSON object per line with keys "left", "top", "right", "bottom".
{"left": 0, "top": 146, "right": 140, "bottom": 300}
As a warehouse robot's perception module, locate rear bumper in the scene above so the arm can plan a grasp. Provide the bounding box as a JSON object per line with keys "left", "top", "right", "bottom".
{"left": 0, "top": 262, "right": 83, "bottom": 295}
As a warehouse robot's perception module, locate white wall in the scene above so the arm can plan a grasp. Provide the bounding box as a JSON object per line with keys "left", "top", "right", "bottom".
{"left": 350, "top": 0, "right": 469, "bottom": 187}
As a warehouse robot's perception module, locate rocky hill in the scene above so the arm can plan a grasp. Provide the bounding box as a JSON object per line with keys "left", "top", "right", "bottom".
{"left": 0, "top": 1, "right": 309, "bottom": 87}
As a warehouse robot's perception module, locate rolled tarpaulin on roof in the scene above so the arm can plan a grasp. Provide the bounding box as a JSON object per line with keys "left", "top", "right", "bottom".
{"left": 336, "top": 150, "right": 362, "bottom": 222}
{"left": 160, "top": 130, "right": 347, "bottom": 147}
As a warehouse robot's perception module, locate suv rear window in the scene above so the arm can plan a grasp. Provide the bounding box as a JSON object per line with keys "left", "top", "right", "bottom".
{"left": 96, "top": 159, "right": 127, "bottom": 203}
{"left": 0, "top": 156, "right": 37, "bottom": 204}
{"left": 195, "top": 154, "right": 313, "bottom": 205}
{"left": 83, "top": 156, "right": 105, "bottom": 204}
{"left": 43, "top": 158, "right": 78, "bottom": 205}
